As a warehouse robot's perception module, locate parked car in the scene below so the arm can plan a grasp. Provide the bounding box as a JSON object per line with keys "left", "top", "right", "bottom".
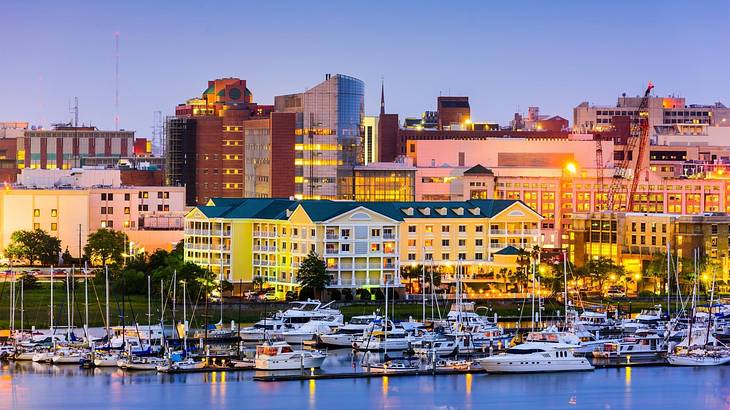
{"left": 605, "top": 286, "right": 626, "bottom": 298}
{"left": 260, "top": 289, "right": 279, "bottom": 302}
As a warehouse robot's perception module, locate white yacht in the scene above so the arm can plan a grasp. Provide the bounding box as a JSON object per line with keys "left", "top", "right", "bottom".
{"left": 239, "top": 318, "right": 286, "bottom": 343}
{"left": 443, "top": 303, "right": 513, "bottom": 348}
{"left": 51, "top": 348, "right": 86, "bottom": 365}
{"left": 93, "top": 352, "right": 121, "bottom": 367}
{"left": 668, "top": 327, "right": 730, "bottom": 366}
{"left": 157, "top": 357, "right": 206, "bottom": 372}
{"left": 318, "top": 314, "right": 381, "bottom": 347}
{"left": 367, "top": 359, "right": 420, "bottom": 374}
{"left": 575, "top": 311, "right": 615, "bottom": 333}
{"left": 352, "top": 322, "right": 420, "bottom": 352}
{"left": 277, "top": 300, "right": 344, "bottom": 331}
{"left": 592, "top": 330, "right": 665, "bottom": 359}
{"left": 254, "top": 341, "right": 326, "bottom": 370}
{"left": 118, "top": 356, "right": 166, "bottom": 371}
{"left": 478, "top": 328, "right": 594, "bottom": 373}
{"left": 620, "top": 306, "right": 664, "bottom": 333}
{"left": 279, "top": 320, "right": 338, "bottom": 345}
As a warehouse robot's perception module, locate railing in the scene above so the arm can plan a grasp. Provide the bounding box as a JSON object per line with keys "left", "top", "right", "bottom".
{"left": 383, "top": 233, "right": 396, "bottom": 239}
{"left": 490, "top": 229, "right": 506, "bottom": 235}
{"left": 489, "top": 243, "right": 507, "bottom": 249}
{"left": 383, "top": 263, "right": 396, "bottom": 269}
{"left": 210, "top": 230, "right": 232, "bottom": 237}
{"left": 185, "top": 229, "right": 209, "bottom": 236}
{"left": 325, "top": 234, "right": 339, "bottom": 240}
{"left": 254, "top": 246, "right": 277, "bottom": 252}
{"left": 325, "top": 248, "right": 339, "bottom": 255}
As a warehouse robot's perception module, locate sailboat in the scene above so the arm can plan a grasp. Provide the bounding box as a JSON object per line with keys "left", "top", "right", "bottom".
{"left": 668, "top": 249, "right": 730, "bottom": 366}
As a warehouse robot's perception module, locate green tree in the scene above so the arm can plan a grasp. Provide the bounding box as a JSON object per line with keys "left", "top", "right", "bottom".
{"left": 585, "top": 256, "right": 623, "bottom": 291}
{"left": 252, "top": 276, "right": 265, "bottom": 291}
{"left": 5, "top": 229, "right": 61, "bottom": 266}
{"left": 85, "top": 229, "right": 128, "bottom": 266}
{"left": 297, "top": 251, "right": 331, "bottom": 300}
{"left": 644, "top": 252, "right": 670, "bottom": 294}
{"left": 400, "top": 264, "right": 423, "bottom": 293}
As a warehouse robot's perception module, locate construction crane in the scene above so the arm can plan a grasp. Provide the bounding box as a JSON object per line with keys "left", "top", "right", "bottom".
{"left": 595, "top": 137, "right": 604, "bottom": 210}
{"left": 606, "top": 82, "right": 654, "bottom": 211}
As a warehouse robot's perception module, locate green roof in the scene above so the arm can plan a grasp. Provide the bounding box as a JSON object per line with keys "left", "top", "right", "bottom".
{"left": 494, "top": 245, "right": 521, "bottom": 256}
{"left": 193, "top": 198, "right": 540, "bottom": 222}
{"left": 203, "top": 84, "right": 215, "bottom": 95}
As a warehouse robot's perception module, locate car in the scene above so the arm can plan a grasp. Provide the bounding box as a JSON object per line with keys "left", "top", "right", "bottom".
{"left": 258, "top": 289, "right": 279, "bottom": 302}
{"left": 605, "top": 286, "right": 626, "bottom": 298}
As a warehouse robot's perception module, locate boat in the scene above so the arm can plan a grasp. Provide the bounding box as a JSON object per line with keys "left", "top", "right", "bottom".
{"left": 239, "top": 318, "right": 286, "bottom": 343}
{"left": 93, "top": 352, "right": 121, "bottom": 367}
{"left": 277, "top": 300, "right": 344, "bottom": 331}
{"left": 442, "top": 303, "right": 513, "bottom": 348}
{"left": 0, "top": 345, "right": 15, "bottom": 359}
{"left": 13, "top": 349, "right": 37, "bottom": 361}
{"left": 157, "top": 357, "right": 206, "bottom": 372}
{"left": 318, "top": 314, "right": 381, "bottom": 347}
{"left": 51, "top": 348, "right": 86, "bottom": 365}
{"left": 32, "top": 349, "right": 55, "bottom": 363}
{"left": 118, "top": 356, "right": 166, "bottom": 371}
{"left": 279, "top": 320, "right": 339, "bottom": 345}
{"left": 620, "top": 306, "right": 664, "bottom": 333}
{"left": 254, "top": 341, "right": 326, "bottom": 370}
{"left": 230, "top": 357, "right": 255, "bottom": 369}
{"left": 367, "top": 359, "right": 420, "bottom": 374}
{"left": 352, "top": 327, "right": 415, "bottom": 352}
{"left": 477, "top": 327, "right": 594, "bottom": 373}
{"left": 575, "top": 310, "right": 615, "bottom": 333}
{"left": 430, "top": 359, "right": 473, "bottom": 371}
{"left": 592, "top": 330, "right": 665, "bottom": 359}
{"left": 668, "top": 326, "right": 730, "bottom": 366}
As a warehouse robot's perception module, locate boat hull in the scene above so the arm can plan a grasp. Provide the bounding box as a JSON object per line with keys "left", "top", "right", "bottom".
{"left": 255, "top": 355, "right": 325, "bottom": 370}
{"left": 667, "top": 355, "right": 730, "bottom": 366}
{"left": 478, "top": 357, "right": 594, "bottom": 373}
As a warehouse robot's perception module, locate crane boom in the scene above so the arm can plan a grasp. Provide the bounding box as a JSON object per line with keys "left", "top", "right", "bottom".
{"left": 606, "top": 82, "right": 654, "bottom": 211}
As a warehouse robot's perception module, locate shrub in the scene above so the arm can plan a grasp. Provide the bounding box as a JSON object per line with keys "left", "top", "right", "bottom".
{"left": 356, "top": 288, "right": 371, "bottom": 301}
{"left": 328, "top": 288, "right": 342, "bottom": 301}
{"left": 342, "top": 288, "right": 354, "bottom": 302}
{"left": 298, "top": 286, "right": 315, "bottom": 301}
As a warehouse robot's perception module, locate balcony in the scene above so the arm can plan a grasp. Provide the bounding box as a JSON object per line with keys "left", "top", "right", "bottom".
{"left": 489, "top": 243, "right": 507, "bottom": 249}
{"left": 490, "top": 229, "right": 506, "bottom": 235}
{"left": 325, "top": 248, "right": 339, "bottom": 255}
{"left": 383, "top": 263, "right": 396, "bottom": 269}
{"left": 383, "top": 233, "right": 396, "bottom": 240}
{"left": 325, "top": 234, "right": 339, "bottom": 240}
{"left": 185, "top": 229, "right": 209, "bottom": 236}
{"left": 210, "top": 230, "right": 232, "bottom": 237}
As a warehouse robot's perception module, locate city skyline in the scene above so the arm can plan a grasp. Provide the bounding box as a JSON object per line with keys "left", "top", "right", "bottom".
{"left": 2, "top": 0, "right": 730, "bottom": 135}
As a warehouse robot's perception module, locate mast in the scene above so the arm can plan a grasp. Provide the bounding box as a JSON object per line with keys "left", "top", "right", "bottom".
{"left": 160, "top": 279, "right": 165, "bottom": 350}
{"left": 66, "top": 267, "right": 71, "bottom": 339}
{"left": 531, "top": 256, "right": 536, "bottom": 332}
{"left": 384, "top": 279, "right": 388, "bottom": 357}
{"left": 666, "top": 241, "right": 671, "bottom": 318}
{"left": 9, "top": 271, "right": 14, "bottom": 333}
{"left": 84, "top": 266, "right": 89, "bottom": 342}
{"left": 422, "top": 247, "right": 426, "bottom": 325}
{"left": 182, "top": 280, "right": 187, "bottom": 352}
{"left": 147, "top": 274, "right": 151, "bottom": 342}
{"left": 563, "top": 250, "right": 568, "bottom": 327}
{"left": 105, "top": 265, "right": 110, "bottom": 343}
{"left": 20, "top": 275, "right": 24, "bottom": 336}
{"left": 50, "top": 266, "right": 54, "bottom": 336}
{"left": 172, "top": 271, "right": 177, "bottom": 341}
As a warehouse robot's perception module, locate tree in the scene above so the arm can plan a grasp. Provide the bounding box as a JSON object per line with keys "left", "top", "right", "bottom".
{"left": 585, "top": 257, "right": 623, "bottom": 291}
{"left": 20, "top": 273, "right": 39, "bottom": 290}
{"left": 400, "top": 264, "right": 423, "bottom": 293}
{"left": 5, "top": 229, "right": 61, "bottom": 266}
{"left": 252, "top": 276, "right": 265, "bottom": 291}
{"left": 85, "top": 229, "right": 128, "bottom": 266}
{"left": 644, "top": 252, "right": 670, "bottom": 294}
{"left": 296, "top": 251, "right": 331, "bottom": 300}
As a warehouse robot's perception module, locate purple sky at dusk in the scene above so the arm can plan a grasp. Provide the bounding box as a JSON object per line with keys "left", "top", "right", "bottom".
{"left": 2, "top": 0, "right": 729, "bottom": 136}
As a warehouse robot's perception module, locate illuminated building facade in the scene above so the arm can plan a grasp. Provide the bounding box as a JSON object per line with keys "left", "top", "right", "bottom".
{"left": 18, "top": 125, "right": 134, "bottom": 171}
{"left": 354, "top": 161, "right": 416, "bottom": 202}
{"left": 166, "top": 78, "right": 295, "bottom": 205}
{"left": 184, "top": 198, "right": 541, "bottom": 295}
{"left": 275, "top": 74, "right": 365, "bottom": 200}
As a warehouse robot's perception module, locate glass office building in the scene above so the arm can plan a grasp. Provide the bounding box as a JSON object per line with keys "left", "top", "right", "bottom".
{"left": 276, "top": 74, "right": 364, "bottom": 199}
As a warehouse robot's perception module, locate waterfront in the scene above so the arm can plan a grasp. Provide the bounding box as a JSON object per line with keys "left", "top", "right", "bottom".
{"left": 2, "top": 352, "right": 730, "bottom": 409}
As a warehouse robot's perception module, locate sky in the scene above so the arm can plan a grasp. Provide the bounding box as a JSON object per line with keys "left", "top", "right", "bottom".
{"left": 2, "top": 0, "right": 730, "bottom": 137}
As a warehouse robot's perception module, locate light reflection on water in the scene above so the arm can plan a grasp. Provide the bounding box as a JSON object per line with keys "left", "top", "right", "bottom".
{"left": 2, "top": 354, "right": 730, "bottom": 409}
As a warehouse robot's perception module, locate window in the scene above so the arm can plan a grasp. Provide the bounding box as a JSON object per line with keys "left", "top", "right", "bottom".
{"left": 371, "top": 229, "right": 381, "bottom": 237}
{"left": 158, "top": 192, "right": 163, "bottom": 199}
{"left": 371, "top": 243, "right": 381, "bottom": 252}
{"left": 425, "top": 239, "right": 433, "bottom": 248}
{"left": 101, "top": 207, "right": 107, "bottom": 215}
{"left": 311, "top": 229, "right": 316, "bottom": 237}
{"left": 425, "top": 253, "right": 433, "bottom": 261}
{"left": 123, "top": 220, "right": 130, "bottom": 228}
{"left": 158, "top": 204, "right": 163, "bottom": 211}
{"left": 442, "top": 239, "right": 450, "bottom": 247}
{"left": 458, "top": 252, "right": 466, "bottom": 260}
{"left": 441, "top": 253, "right": 450, "bottom": 260}
{"left": 138, "top": 204, "right": 149, "bottom": 211}
{"left": 408, "top": 253, "right": 416, "bottom": 261}
{"left": 51, "top": 209, "right": 57, "bottom": 217}
{"left": 458, "top": 239, "right": 466, "bottom": 247}
{"left": 124, "top": 193, "right": 130, "bottom": 201}
{"left": 139, "top": 191, "right": 149, "bottom": 199}
{"left": 50, "top": 223, "right": 57, "bottom": 231}
{"left": 341, "top": 244, "right": 350, "bottom": 252}
{"left": 293, "top": 228, "right": 298, "bottom": 236}
{"left": 458, "top": 225, "right": 466, "bottom": 233}
{"left": 341, "top": 229, "right": 351, "bottom": 238}
{"left": 33, "top": 209, "right": 40, "bottom": 217}
{"left": 425, "top": 225, "right": 434, "bottom": 233}
{"left": 441, "top": 225, "right": 450, "bottom": 233}
{"left": 101, "top": 193, "right": 106, "bottom": 201}
{"left": 407, "top": 239, "right": 416, "bottom": 247}
{"left": 408, "top": 225, "right": 416, "bottom": 233}
{"left": 475, "top": 225, "right": 483, "bottom": 233}
{"left": 124, "top": 207, "right": 130, "bottom": 215}
{"left": 107, "top": 207, "right": 113, "bottom": 215}
{"left": 475, "top": 239, "right": 483, "bottom": 247}
{"left": 107, "top": 193, "right": 113, "bottom": 201}
{"left": 475, "top": 252, "right": 483, "bottom": 260}
{"left": 33, "top": 223, "right": 40, "bottom": 230}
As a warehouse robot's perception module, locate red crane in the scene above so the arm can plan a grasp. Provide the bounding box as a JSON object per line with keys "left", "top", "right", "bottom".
{"left": 606, "top": 82, "right": 654, "bottom": 211}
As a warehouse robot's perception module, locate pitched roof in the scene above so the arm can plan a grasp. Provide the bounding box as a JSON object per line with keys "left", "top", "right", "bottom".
{"left": 494, "top": 245, "right": 521, "bottom": 255}
{"left": 463, "top": 164, "right": 493, "bottom": 175}
{"left": 193, "top": 198, "right": 538, "bottom": 221}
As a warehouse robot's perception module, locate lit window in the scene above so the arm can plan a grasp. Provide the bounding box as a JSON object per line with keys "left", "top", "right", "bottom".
{"left": 51, "top": 209, "right": 58, "bottom": 217}
{"left": 33, "top": 209, "right": 40, "bottom": 217}
{"left": 51, "top": 223, "right": 57, "bottom": 231}
{"left": 33, "top": 223, "right": 40, "bottom": 230}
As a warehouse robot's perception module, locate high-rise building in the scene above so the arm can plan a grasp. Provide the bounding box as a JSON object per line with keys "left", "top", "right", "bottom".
{"left": 363, "top": 116, "right": 379, "bottom": 165}
{"left": 275, "top": 74, "right": 365, "bottom": 200}
{"left": 166, "top": 78, "right": 295, "bottom": 205}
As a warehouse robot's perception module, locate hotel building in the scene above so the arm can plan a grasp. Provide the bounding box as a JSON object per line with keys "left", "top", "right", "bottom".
{"left": 184, "top": 198, "right": 541, "bottom": 294}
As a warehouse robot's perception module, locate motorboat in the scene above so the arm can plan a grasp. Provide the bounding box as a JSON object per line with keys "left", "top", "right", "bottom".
{"left": 32, "top": 349, "right": 55, "bottom": 363}
{"left": 278, "top": 300, "right": 344, "bottom": 331}
{"left": 239, "top": 318, "right": 286, "bottom": 343}
{"left": 367, "top": 359, "right": 420, "bottom": 374}
{"left": 575, "top": 310, "right": 615, "bottom": 333}
{"left": 230, "top": 357, "right": 256, "bottom": 369}
{"left": 254, "top": 341, "right": 326, "bottom": 370}
{"left": 93, "top": 352, "right": 121, "bottom": 367}
{"left": 621, "top": 306, "right": 664, "bottom": 333}
{"left": 51, "top": 348, "right": 86, "bottom": 365}
{"left": 318, "top": 314, "right": 381, "bottom": 347}
{"left": 278, "top": 320, "right": 339, "bottom": 345}
{"left": 13, "top": 349, "right": 37, "bottom": 361}
{"left": 430, "top": 359, "right": 473, "bottom": 371}
{"left": 477, "top": 327, "right": 594, "bottom": 373}
{"left": 352, "top": 327, "right": 416, "bottom": 352}
{"left": 592, "top": 330, "right": 665, "bottom": 359}
{"left": 0, "top": 345, "right": 15, "bottom": 359}
{"left": 157, "top": 357, "right": 206, "bottom": 372}
{"left": 443, "top": 303, "right": 513, "bottom": 348}
{"left": 118, "top": 356, "right": 166, "bottom": 371}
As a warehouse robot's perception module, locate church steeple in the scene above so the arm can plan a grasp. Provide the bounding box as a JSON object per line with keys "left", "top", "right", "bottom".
{"left": 380, "top": 77, "right": 385, "bottom": 116}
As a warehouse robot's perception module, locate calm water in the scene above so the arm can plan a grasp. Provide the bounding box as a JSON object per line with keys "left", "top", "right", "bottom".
{"left": 2, "top": 350, "right": 729, "bottom": 409}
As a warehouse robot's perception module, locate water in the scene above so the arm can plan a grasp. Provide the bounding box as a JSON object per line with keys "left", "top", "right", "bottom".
{"left": 2, "top": 350, "right": 730, "bottom": 409}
